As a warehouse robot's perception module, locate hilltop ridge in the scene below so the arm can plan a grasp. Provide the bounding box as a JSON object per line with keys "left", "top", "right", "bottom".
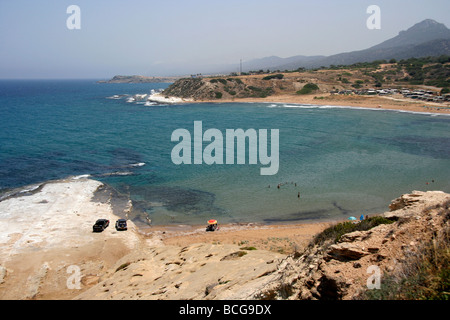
{"left": 241, "top": 19, "right": 450, "bottom": 72}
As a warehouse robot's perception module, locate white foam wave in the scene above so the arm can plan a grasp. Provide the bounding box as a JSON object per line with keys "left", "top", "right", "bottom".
{"left": 265, "top": 103, "right": 450, "bottom": 116}
{"left": 18, "top": 183, "right": 43, "bottom": 193}
{"left": 71, "top": 174, "right": 92, "bottom": 180}
{"left": 0, "top": 183, "right": 44, "bottom": 202}
{"left": 129, "top": 162, "right": 146, "bottom": 167}
{"left": 102, "top": 171, "right": 135, "bottom": 177}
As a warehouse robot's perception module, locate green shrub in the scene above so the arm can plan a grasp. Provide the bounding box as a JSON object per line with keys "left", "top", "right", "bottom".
{"left": 263, "top": 74, "right": 284, "bottom": 80}
{"left": 248, "top": 86, "right": 262, "bottom": 92}
{"left": 297, "top": 83, "right": 319, "bottom": 95}
{"left": 248, "top": 86, "right": 273, "bottom": 98}
{"left": 310, "top": 216, "right": 395, "bottom": 247}
{"left": 210, "top": 78, "right": 227, "bottom": 85}
{"left": 215, "top": 92, "right": 223, "bottom": 99}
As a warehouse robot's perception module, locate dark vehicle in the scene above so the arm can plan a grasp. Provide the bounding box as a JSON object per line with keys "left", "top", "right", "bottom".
{"left": 115, "top": 219, "right": 128, "bottom": 231}
{"left": 93, "top": 219, "right": 109, "bottom": 232}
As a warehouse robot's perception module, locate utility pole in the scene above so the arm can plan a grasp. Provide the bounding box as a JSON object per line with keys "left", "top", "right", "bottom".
{"left": 239, "top": 59, "right": 242, "bottom": 76}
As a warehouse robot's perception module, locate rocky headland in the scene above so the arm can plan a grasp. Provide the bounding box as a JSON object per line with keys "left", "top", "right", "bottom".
{"left": 98, "top": 75, "right": 181, "bottom": 84}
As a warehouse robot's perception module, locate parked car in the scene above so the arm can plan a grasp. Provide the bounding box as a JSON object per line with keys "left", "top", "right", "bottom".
{"left": 93, "top": 219, "right": 109, "bottom": 232}
{"left": 115, "top": 219, "right": 128, "bottom": 231}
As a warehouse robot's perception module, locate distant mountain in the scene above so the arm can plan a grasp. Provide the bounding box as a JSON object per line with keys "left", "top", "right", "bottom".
{"left": 241, "top": 19, "right": 450, "bottom": 72}
{"left": 371, "top": 19, "right": 450, "bottom": 50}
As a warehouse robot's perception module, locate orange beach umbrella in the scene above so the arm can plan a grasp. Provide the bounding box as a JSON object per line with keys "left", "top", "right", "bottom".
{"left": 208, "top": 219, "right": 217, "bottom": 225}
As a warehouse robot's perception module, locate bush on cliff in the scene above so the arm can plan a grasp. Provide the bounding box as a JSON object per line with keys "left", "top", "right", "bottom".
{"left": 310, "top": 216, "right": 395, "bottom": 247}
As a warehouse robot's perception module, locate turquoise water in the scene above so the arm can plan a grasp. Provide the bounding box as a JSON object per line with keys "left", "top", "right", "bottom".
{"left": 1, "top": 80, "right": 449, "bottom": 225}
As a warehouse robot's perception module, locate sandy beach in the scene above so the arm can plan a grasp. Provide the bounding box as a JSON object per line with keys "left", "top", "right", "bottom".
{"left": 144, "top": 222, "right": 330, "bottom": 254}
{"left": 199, "top": 92, "right": 450, "bottom": 115}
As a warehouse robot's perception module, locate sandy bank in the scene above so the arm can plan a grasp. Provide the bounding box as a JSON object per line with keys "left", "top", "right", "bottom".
{"left": 197, "top": 93, "right": 450, "bottom": 115}
{"left": 141, "top": 222, "right": 330, "bottom": 254}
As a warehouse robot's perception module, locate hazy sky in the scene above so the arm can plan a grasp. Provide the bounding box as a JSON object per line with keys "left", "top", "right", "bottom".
{"left": 1, "top": 0, "right": 450, "bottom": 79}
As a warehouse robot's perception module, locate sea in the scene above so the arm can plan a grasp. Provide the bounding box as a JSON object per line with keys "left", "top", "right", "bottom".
{"left": 1, "top": 79, "right": 449, "bottom": 225}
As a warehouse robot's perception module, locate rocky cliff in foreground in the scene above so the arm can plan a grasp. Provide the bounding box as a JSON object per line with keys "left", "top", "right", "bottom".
{"left": 254, "top": 190, "right": 449, "bottom": 300}
{"left": 75, "top": 190, "right": 449, "bottom": 300}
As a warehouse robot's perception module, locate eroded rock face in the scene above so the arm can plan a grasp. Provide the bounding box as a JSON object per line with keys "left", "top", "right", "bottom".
{"left": 251, "top": 191, "right": 450, "bottom": 300}
{"left": 327, "top": 243, "right": 369, "bottom": 261}
{"left": 74, "top": 244, "right": 285, "bottom": 300}
{"left": 388, "top": 191, "right": 424, "bottom": 211}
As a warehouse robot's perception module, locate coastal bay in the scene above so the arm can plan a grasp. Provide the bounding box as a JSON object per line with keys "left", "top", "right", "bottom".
{"left": 0, "top": 79, "right": 449, "bottom": 300}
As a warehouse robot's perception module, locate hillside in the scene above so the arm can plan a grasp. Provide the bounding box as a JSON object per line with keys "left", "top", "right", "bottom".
{"left": 162, "top": 56, "right": 450, "bottom": 102}
{"left": 241, "top": 19, "right": 450, "bottom": 72}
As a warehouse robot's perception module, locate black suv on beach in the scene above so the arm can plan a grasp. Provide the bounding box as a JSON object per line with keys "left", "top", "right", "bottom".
{"left": 115, "top": 219, "right": 128, "bottom": 231}
{"left": 93, "top": 219, "right": 109, "bottom": 232}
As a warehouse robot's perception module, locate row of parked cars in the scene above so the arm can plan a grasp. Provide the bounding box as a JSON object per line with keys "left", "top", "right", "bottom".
{"left": 93, "top": 218, "right": 127, "bottom": 232}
